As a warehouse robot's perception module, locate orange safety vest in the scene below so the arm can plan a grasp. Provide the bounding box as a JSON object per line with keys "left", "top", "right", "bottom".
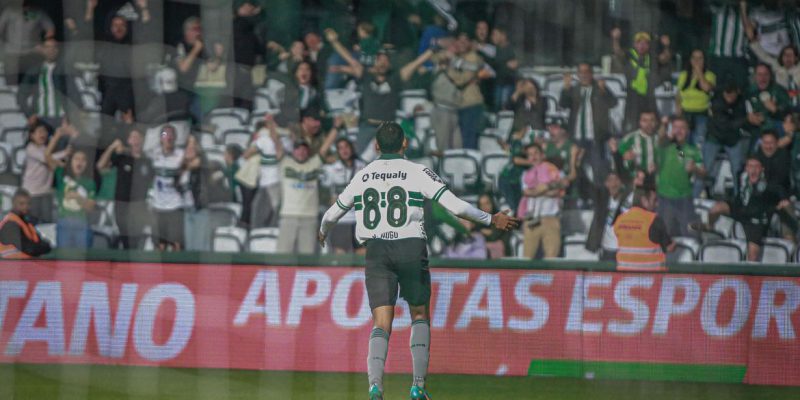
{"left": 0, "top": 212, "right": 39, "bottom": 259}
{"left": 613, "top": 206, "right": 666, "bottom": 271}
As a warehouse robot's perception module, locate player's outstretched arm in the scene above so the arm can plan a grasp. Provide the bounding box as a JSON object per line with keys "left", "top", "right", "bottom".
{"left": 437, "top": 190, "right": 520, "bottom": 231}
{"left": 318, "top": 199, "right": 350, "bottom": 247}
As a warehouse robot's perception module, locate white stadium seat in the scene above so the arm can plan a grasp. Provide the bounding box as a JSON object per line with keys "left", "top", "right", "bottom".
{"left": 2, "top": 127, "right": 26, "bottom": 149}
{"left": 478, "top": 134, "right": 504, "bottom": 154}
{"left": 209, "top": 114, "right": 246, "bottom": 142}
{"left": 325, "top": 88, "right": 358, "bottom": 113}
{"left": 213, "top": 226, "right": 248, "bottom": 252}
{"left": 0, "top": 111, "right": 26, "bottom": 131}
{"left": 13, "top": 146, "right": 25, "bottom": 174}
{"left": 671, "top": 236, "right": 700, "bottom": 262}
{"left": 439, "top": 149, "right": 482, "bottom": 194}
{"left": 0, "top": 90, "right": 17, "bottom": 112}
{"left": 35, "top": 223, "right": 57, "bottom": 247}
{"left": 248, "top": 227, "right": 280, "bottom": 253}
{"left": 762, "top": 238, "right": 795, "bottom": 263}
{"left": 495, "top": 110, "right": 515, "bottom": 138}
{"left": 400, "top": 89, "right": 429, "bottom": 116}
{"left": 563, "top": 234, "right": 598, "bottom": 261}
{"left": 700, "top": 239, "right": 747, "bottom": 262}
{"left": 480, "top": 153, "right": 507, "bottom": 189}
{"left": 222, "top": 129, "right": 252, "bottom": 149}
{"left": 208, "top": 107, "right": 249, "bottom": 122}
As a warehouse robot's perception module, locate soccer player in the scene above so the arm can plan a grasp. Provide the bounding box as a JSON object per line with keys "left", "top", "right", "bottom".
{"left": 319, "top": 122, "right": 520, "bottom": 400}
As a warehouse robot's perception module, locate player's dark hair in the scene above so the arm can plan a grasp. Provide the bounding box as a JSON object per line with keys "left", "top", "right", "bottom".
{"left": 376, "top": 122, "right": 405, "bottom": 154}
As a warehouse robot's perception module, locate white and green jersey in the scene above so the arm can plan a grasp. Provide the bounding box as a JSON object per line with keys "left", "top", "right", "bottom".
{"left": 320, "top": 153, "right": 492, "bottom": 244}
{"left": 709, "top": 4, "right": 746, "bottom": 58}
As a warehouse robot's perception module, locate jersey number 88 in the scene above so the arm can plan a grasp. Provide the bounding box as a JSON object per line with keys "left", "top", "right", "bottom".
{"left": 362, "top": 186, "right": 407, "bottom": 229}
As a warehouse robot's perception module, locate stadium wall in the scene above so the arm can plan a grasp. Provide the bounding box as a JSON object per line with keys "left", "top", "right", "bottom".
{"left": 1, "top": 251, "right": 799, "bottom": 386}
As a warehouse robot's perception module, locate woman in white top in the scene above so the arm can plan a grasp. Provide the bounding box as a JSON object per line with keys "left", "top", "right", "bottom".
{"left": 21, "top": 122, "right": 69, "bottom": 222}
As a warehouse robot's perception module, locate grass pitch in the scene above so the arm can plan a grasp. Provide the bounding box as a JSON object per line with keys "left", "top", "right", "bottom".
{"left": 2, "top": 363, "right": 800, "bottom": 399}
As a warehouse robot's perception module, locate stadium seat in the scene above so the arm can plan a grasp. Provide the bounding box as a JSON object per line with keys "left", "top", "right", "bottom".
{"left": 93, "top": 200, "right": 117, "bottom": 230}
{"left": 563, "top": 234, "right": 598, "bottom": 261}
{"left": 207, "top": 202, "right": 241, "bottom": 228}
{"left": 544, "top": 95, "right": 570, "bottom": 122}
{"left": 208, "top": 107, "right": 249, "bottom": 122}
{"left": 208, "top": 202, "right": 242, "bottom": 220}
{"left": 222, "top": 129, "right": 252, "bottom": 149}
{"left": 762, "top": 238, "right": 795, "bottom": 263}
{"left": 0, "top": 184, "right": 16, "bottom": 213}
{"left": 711, "top": 158, "right": 735, "bottom": 197}
{"left": 0, "top": 111, "right": 26, "bottom": 131}
{"left": 510, "top": 231, "right": 524, "bottom": 258}
{"left": 671, "top": 236, "right": 700, "bottom": 262}
{"left": 478, "top": 134, "right": 504, "bottom": 154}
{"left": 248, "top": 227, "right": 280, "bottom": 253}
{"left": 400, "top": 89, "right": 429, "bottom": 116}
{"left": 325, "top": 88, "right": 358, "bottom": 113}
{"left": 543, "top": 73, "right": 571, "bottom": 96}
{"left": 199, "top": 131, "right": 218, "bottom": 151}
{"left": 414, "top": 112, "right": 431, "bottom": 134}
{"left": 208, "top": 113, "right": 246, "bottom": 142}
{"left": 495, "top": 110, "right": 515, "bottom": 139}
{"left": 439, "top": 149, "right": 482, "bottom": 194}
{"left": 205, "top": 149, "right": 226, "bottom": 168}
{"left": 595, "top": 74, "right": 626, "bottom": 95}
{"left": 699, "top": 239, "right": 746, "bottom": 262}
{"left": 655, "top": 83, "right": 677, "bottom": 117}
{"left": 35, "top": 223, "right": 56, "bottom": 247}
{"left": 12, "top": 146, "right": 25, "bottom": 174}
{"left": 712, "top": 215, "right": 736, "bottom": 238}
{"left": 0, "top": 144, "right": 10, "bottom": 174}
{"left": 480, "top": 153, "right": 507, "bottom": 189}
{"left": 561, "top": 209, "right": 594, "bottom": 236}
{"left": 213, "top": 226, "right": 248, "bottom": 252}
{"left": 253, "top": 92, "right": 279, "bottom": 115}
{"left": 1, "top": 127, "right": 26, "bottom": 149}
{"left": 0, "top": 90, "right": 17, "bottom": 111}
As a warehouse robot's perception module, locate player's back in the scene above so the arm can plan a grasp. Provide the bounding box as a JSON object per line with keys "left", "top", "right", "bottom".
{"left": 342, "top": 155, "right": 447, "bottom": 243}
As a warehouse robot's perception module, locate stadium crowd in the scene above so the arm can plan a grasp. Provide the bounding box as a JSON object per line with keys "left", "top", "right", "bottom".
{"left": 3, "top": 0, "right": 800, "bottom": 263}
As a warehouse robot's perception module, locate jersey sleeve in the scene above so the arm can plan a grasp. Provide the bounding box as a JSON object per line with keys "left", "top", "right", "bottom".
{"left": 416, "top": 164, "right": 449, "bottom": 201}
{"left": 319, "top": 172, "right": 360, "bottom": 237}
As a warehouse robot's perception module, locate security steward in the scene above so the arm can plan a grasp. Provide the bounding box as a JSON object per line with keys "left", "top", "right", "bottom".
{"left": 613, "top": 186, "right": 673, "bottom": 271}
{"left": 0, "top": 189, "right": 52, "bottom": 259}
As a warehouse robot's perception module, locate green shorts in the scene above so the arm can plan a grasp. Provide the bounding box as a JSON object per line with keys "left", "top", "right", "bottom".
{"left": 365, "top": 238, "right": 430, "bottom": 309}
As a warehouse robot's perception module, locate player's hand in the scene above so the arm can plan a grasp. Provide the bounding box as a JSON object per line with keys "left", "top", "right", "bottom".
{"left": 318, "top": 232, "right": 326, "bottom": 247}
{"left": 491, "top": 209, "right": 521, "bottom": 231}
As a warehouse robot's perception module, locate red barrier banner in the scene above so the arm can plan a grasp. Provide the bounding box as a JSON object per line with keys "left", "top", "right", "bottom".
{"left": 0, "top": 260, "right": 799, "bottom": 385}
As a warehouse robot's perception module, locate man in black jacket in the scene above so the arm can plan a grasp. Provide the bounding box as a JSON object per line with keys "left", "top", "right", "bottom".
{"left": 0, "top": 189, "right": 52, "bottom": 259}
{"left": 560, "top": 63, "right": 620, "bottom": 195}
{"left": 704, "top": 84, "right": 748, "bottom": 186}
{"left": 696, "top": 157, "right": 791, "bottom": 261}
{"left": 586, "top": 171, "right": 632, "bottom": 261}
